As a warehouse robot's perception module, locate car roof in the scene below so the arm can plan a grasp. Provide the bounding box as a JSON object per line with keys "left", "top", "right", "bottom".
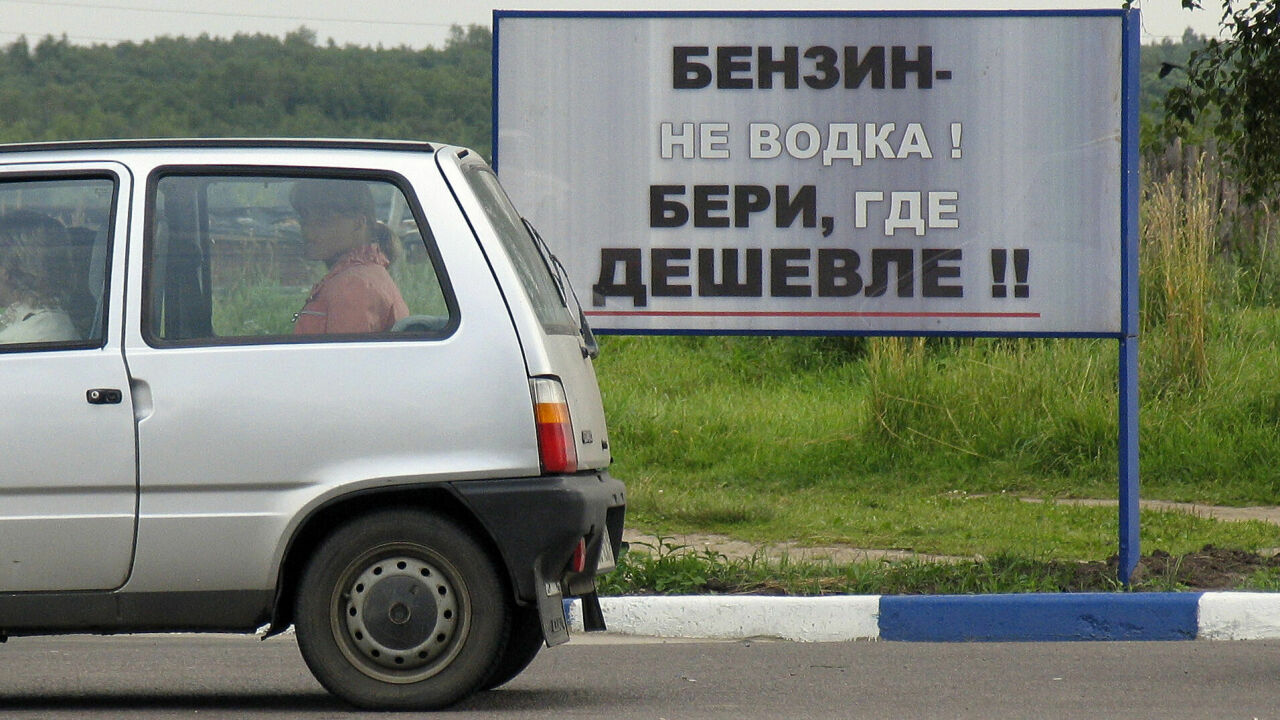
{"left": 0, "top": 138, "right": 453, "bottom": 170}
{"left": 0, "top": 138, "right": 438, "bottom": 155}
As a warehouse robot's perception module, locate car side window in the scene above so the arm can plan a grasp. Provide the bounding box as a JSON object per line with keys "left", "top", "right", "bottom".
{"left": 0, "top": 177, "right": 115, "bottom": 350}
{"left": 147, "top": 173, "right": 453, "bottom": 344}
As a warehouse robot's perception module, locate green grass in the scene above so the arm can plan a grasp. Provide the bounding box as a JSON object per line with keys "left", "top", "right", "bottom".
{"left": 600, "top": 326, "right": 1280, "bottom": 493}
{"left": 624, "top": 484, "right": 1280, "bottom": 560}
{"left": 594, "top": 316, "right": 1280, "bottom": 578}
{"left": 598, "top": 537, "right": 1280, "bottom": 596}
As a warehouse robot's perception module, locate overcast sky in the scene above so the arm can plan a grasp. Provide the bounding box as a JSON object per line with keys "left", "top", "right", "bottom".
{"left": 0, "top": 0, "right": 1222, "bottom": 50}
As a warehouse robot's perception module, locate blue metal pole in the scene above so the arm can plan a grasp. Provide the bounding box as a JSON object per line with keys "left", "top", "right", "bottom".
{"left": 1117, "top": 8, "right": 1141, "bottom": 585}
{"left": 1118, "top": 336, "right": 1140, "bottom": 583}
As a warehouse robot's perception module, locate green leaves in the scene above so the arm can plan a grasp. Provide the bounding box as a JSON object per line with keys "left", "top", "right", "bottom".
{"left": 1164, "top": 1, "right": 1280, "bottom": 202}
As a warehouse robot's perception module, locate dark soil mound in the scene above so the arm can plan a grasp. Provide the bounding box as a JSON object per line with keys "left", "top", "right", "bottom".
{"left": 1074, "top": 545, "right": 1280, "bottom": 591}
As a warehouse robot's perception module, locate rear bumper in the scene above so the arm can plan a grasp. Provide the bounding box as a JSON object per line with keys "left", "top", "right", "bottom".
{"left": 449, "top": 471, "right": 626, "bottom": 644}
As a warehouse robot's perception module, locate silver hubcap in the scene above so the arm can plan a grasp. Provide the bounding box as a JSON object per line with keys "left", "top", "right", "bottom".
{"left": 336, "top": 552, "right": 466, "bottom": 682}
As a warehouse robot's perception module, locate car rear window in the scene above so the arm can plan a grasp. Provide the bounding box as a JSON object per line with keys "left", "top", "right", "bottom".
{"left": 459, "top": 163, "right": 575, "bottom": 335}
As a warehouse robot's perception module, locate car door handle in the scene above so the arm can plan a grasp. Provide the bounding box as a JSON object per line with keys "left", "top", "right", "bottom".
{"left": 86, "top": 388, "right": 124, "bottom": 405}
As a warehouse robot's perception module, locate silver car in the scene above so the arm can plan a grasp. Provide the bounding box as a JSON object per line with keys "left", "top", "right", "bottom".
{"left": 0, "top": 139, "right": 625, "bottom": 710}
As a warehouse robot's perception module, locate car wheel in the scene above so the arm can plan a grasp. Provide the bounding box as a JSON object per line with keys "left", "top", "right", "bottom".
{"left": 294, "top": 509, "right": 508, "bottom": 710}
{"left": 481, "top": 602, "right": 544, "bottom": 690}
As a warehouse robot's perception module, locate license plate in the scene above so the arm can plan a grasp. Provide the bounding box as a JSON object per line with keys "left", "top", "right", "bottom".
{"left": 596, "top": 529, "right": 616, "bottom": 573}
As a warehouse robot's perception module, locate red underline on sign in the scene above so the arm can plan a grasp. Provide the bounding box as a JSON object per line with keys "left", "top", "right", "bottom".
{"left": 584, "top": 311, "right": 1043, "bottom": 319}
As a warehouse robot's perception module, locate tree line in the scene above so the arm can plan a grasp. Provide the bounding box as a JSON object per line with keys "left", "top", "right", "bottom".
{"left": 0, "top": 26, "right": 492, "bottom": 156}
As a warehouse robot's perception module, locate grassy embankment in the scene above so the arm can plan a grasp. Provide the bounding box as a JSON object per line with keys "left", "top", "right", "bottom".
{"left": 596, "top": 162, "right": 1280, "bottom": 594}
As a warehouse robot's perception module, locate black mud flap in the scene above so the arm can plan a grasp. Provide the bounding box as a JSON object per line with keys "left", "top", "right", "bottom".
{"left": 533, "top": 566, "right": 570, "bottom": 647}
{"left": 579, "top": 591, "right": 606, "bottom": 632}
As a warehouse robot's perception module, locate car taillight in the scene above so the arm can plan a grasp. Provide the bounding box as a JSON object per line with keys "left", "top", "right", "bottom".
{"left": 531, "top": 378, "right": 578, "bottom": 474}
{"left": 570, "top": 537, "right": 588, "bottom": 573}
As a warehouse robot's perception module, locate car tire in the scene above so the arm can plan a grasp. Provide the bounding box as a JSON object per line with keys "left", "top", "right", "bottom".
{"left": 481, "top": 602, "right": 544, "bottom": 690}
{"left": 294, "top": 509, "right": 508, "bottom": 710}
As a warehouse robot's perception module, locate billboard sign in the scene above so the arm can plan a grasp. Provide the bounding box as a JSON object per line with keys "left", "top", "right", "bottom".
{"left": 495, "top": 11, "right": 1137, "bottom": 336}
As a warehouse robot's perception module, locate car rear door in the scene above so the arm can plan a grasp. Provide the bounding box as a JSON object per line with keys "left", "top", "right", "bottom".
{"left": 0, "top": 164, "right": 138, "bottom": 592}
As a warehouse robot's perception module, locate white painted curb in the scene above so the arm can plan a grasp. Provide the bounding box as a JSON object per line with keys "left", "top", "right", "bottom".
{"left": 1198, "top": 592, "right": 1280, "bottom": 640}
{"left": 566, "top": 595, "right": 882, "bottom": 641}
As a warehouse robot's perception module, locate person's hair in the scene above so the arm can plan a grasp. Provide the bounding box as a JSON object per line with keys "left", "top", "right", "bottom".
{"left": 289, "top": 178, "right": 402, "bottom": 265}
{"left": 289, "top": 178, "right": 377, "bottom": 219}
{"left": 0, "top": 210, "right": 77, "bottom": 311}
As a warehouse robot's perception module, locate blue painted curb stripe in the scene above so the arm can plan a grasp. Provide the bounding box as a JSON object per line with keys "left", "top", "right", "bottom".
{"left": 879, "top": 593, "right": 1203, "bottom": 642}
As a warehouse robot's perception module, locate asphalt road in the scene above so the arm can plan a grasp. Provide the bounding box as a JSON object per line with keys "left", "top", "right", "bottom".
{"left": 0, "top": 633, "right": 1278, "bottom": 719}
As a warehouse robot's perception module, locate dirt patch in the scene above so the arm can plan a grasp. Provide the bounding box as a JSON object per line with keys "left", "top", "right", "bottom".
{"left": 622, "top": 530, "right": 971, "bottom": 565}
{"left": 1074, "top": 545, "right": 1280, "bottom": 591}
{"left": 1019, "top": 496, "right": 1280, "bottom": 528}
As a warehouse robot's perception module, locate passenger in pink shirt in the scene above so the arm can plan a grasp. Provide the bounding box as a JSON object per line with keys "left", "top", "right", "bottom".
{"left": 290, "top": 179, "right": 409, "bottom": 335}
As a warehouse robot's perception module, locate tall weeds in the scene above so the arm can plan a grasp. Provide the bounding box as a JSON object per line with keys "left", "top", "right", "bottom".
{"left": 857, "top": 166, "right": 1224, "bottom": 480}
{"left": 1228, "top": 202, "right": 1280, "bottom": 307}
{"left": 1140, "top": 159, "right": 1219, "bottom": 391}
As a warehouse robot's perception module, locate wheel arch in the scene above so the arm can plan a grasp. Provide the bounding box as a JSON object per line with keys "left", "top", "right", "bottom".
{"left": 265, "top": 484, "right": 513, "bottom": 636}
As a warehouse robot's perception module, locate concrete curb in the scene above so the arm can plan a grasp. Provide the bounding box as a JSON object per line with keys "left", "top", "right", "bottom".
{"left": 565, "top": 592, "right": 1280, "bottom": 642}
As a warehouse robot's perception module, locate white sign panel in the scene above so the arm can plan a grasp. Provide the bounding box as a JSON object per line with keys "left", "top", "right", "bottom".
{"left": 495, "top": 11, "right": 1132, "bottom": 335}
